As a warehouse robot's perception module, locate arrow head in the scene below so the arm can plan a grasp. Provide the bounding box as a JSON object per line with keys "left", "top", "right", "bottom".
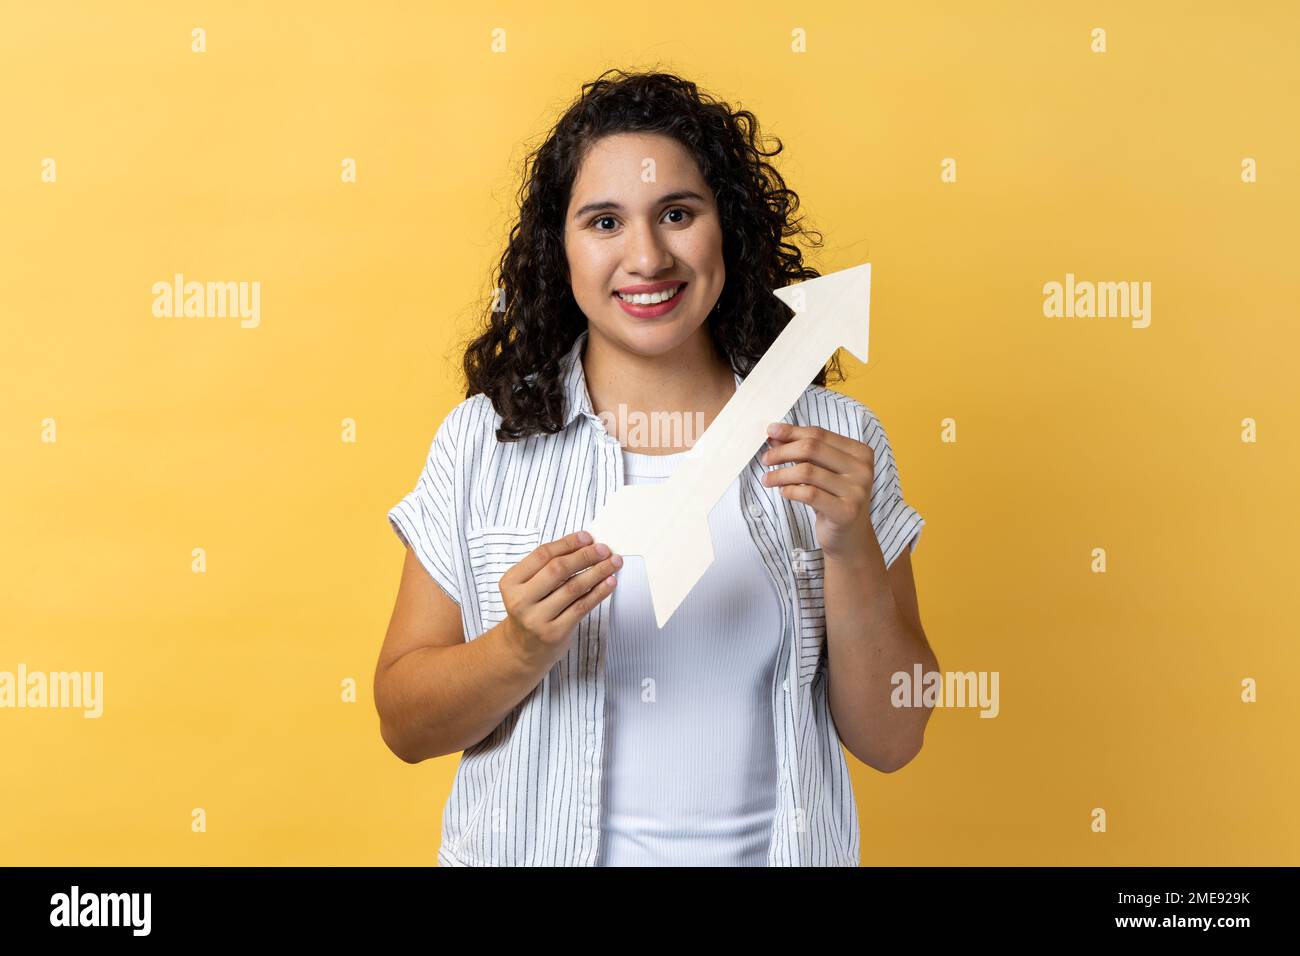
{"left": 771, "top": 262, "right": 871, "bottom": 364}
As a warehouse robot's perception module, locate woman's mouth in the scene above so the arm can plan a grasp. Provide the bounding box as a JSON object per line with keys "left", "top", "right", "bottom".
{"left": 613, "top": 282, "right": 687, "bottom": 318}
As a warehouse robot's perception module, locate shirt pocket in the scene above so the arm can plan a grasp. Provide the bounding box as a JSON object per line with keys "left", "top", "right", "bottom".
{"left": 466, "top": 524, "right": 543, "bottom": 634}
{"left": 792, "top": 546, "right": 827, "bottom": 687}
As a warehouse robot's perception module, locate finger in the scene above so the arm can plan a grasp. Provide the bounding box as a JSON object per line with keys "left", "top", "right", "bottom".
{"left": 776, "top": 482, "right": 855, "bottom": 523}
{"left": 519, "top": 541, "right": 613, "bottom": 606}
{"left": 554, "top": 567, "right": 618, "bottom": 632}
{"left": 511, "top": 531, "right": 592, "bottom": 588}
{"left": 540, "top": 556, "right": 620, "bottom": 624}
{"left": 763, "top": 459, "right": 859, "bottom": 499}
{"left": 762, "top": 436, "right": 863, "bottom": 476}
{"left": 767, "top": 423, "right": 870, "bottom": 463}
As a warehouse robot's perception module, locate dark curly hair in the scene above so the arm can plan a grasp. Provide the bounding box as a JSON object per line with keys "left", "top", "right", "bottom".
{"left": 462, "top": 67, "right": 842, "bottom": 442}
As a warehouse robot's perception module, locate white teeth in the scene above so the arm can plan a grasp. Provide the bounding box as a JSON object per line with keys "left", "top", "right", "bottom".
{"left": 617, "top": 284, "right": 682, "bottom": 305}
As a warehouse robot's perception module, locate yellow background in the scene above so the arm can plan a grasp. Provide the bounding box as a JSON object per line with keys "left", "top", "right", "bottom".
{"left": 2, "top": 1, "right": 1296, "bottom": 865}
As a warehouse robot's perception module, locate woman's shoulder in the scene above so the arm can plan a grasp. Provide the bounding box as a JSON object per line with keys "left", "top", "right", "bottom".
{"left": 433, "top": 392, "right": 560, "bottom": 461}
{"left": 439, "top": 393, "right": 498, "bottom": 436}
{"left": 418, "top": 394, "right": 497, "bottom": 466}
{"left": 793, "top": 383, "right": 883, "bottom": 440}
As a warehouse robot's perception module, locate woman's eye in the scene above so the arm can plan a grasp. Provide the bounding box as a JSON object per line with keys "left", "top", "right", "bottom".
{"left": 590, "top": 208, "right": 693, "bottom": 231}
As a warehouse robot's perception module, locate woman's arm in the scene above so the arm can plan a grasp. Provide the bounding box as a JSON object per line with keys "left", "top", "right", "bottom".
{"left": 761, "top": 420, "right": 936, "bottom": 772}
{"left": 823, "top": 547, "right": 938, "bottom": 772}
{"left": 374, "top": 549, "right": 561, "bottom": 762}
{"left": 374, "top": 532, "right": 620, "bottom": 763}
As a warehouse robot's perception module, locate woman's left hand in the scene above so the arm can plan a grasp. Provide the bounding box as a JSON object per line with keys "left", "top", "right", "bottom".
{"left": 760, "top": 422, "right": 879, "bottom": 566}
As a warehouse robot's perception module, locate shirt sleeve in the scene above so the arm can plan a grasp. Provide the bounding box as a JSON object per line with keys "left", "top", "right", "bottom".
{"left": 388, "top": 412, "right": 462, "bottom": 606}
{"left": 858, "top": 405, "right": 925, "bottom": 570}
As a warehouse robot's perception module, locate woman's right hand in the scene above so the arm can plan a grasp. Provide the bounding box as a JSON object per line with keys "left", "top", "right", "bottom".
{"left": 499, "top": 530, "right": 621, "bottom": 664}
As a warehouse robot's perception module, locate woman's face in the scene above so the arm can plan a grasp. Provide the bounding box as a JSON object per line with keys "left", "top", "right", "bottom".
{"left": 563, "top": 132, "right": 725, "bottom": 357}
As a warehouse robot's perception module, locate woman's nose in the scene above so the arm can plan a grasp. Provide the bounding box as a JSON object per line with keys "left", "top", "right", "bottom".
{"left": 623, "top": 222, "right": 674, "bottom": 273}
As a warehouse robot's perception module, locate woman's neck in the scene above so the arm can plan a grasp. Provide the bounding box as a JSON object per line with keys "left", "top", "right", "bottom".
{"left": 581, "top": 325, "right": 736, "bottom": 455}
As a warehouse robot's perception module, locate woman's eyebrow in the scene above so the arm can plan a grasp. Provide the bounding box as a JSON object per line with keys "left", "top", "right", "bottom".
{"left": 571, "top": 190, "right": 708, "bottom": 221}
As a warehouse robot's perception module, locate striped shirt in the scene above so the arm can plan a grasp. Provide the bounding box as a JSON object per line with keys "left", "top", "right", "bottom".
{"left": 387, "top": 328, "right": 925, "bottom": 866}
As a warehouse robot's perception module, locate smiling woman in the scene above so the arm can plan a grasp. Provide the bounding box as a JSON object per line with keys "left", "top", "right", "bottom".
{"left": 377, "top": 68, "right": 933, "bottom": 868}
{"left": 562, "top": 131, "right": 729, "bottom": 377}
{"left": 460, "top": 69, "right": 838, "bottom": 442}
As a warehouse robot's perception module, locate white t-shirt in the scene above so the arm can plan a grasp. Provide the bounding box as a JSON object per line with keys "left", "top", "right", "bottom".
{"left": 596, "top": 446, "right": 785, "bottom": 866}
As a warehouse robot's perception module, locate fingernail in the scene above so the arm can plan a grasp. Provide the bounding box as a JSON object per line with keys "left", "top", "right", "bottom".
{"left": 767, "top": 423, "right": 783, "bottom": 436}
{"left": 596, "top": 543, "right": 610, "bottom": 557}
{"left": 612, "top": 554, "right": 623, "bottom": 569}
{"left": 579, "top": 530, "right": 592, "bottom": 544}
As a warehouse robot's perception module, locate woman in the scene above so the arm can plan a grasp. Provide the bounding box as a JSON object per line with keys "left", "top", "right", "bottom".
{"left": 376, "top": 69, "right": 936, "bottom": 866}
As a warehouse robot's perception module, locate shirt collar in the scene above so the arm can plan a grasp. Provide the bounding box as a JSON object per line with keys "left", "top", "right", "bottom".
{"left": 558, "top": 329, "right": 598, "bottom": 429}
{"left": 558, "top": 328, "right": 791, "bottom": 431}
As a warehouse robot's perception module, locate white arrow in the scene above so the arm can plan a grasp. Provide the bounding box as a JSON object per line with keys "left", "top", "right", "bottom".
{"left": 587, "top": 261, "right": 872, "bottom": 628}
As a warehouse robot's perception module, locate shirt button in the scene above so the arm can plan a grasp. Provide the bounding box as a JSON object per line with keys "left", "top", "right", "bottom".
{"left": 782, "top": 678, "right": 790, "bottom": 693}
{"left": 748, "top": 501, "right": 762, "bottom": 518}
